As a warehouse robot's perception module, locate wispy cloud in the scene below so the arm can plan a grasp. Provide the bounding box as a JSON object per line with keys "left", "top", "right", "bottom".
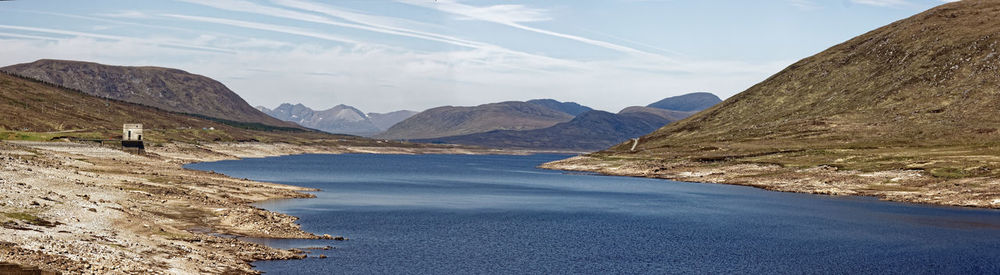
{"left": 786, "top": 0, "right": 821, "bottom": 10}
{"left": 0, "top": 31, "right": 60, "bottom": 41}
{"left": 396, "top": 0, "right": 675, "bottom": 61}
{"left": 163, "top": 14, "right": 363, "bottom": 45}
{"left": 0, "top": 24, "right": 234, "bottom": 54}
{"left": 444, "top": 2, "right": 551, "bottom": 22}
{"left": 850, "top": 0, "right": 910, "bottom": 7}
{"left": 174, "top": 0, "right": 587, "bottom": 70}
{"left": 98, "top": 10, "right": 149, "bottom": 19}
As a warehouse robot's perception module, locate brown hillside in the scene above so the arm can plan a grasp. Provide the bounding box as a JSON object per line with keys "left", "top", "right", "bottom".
{"left": 544, "top": 0, "right": 1000, "bottom": 208}
{"left": 0, "top": 72, "right": 354, "bottom": 144}
{"left": 1, "top": 59, "right": 295, "bottom": 128}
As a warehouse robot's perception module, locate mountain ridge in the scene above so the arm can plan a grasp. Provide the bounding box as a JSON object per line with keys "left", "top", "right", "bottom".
{"left": 376, "top": 101, "right": 576, "bottom": 140}
{"left": 526, "top": 99, "right": 593, "bottom": 116}
{"left": 1, "top": 59, "right": 294, "bottom": 128}
{"left": 258, "top": 103, "right": 419, "bottom": 136}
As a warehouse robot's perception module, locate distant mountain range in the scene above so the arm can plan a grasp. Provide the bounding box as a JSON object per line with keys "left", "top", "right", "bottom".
{"left": 256, "top": 103, "right": 416, "bottom": 136}
{"left": 0, "top": 59, "right": 723, "bottom": 151}
{"left": 375, "top": 101, "right": 576, "bottom": 140}
{"left": 1, "top": 59, "right": 294, "bottom": 128}
{"left": 413, "top": 110, "right": 673, "bottom": 151}
{"left": 409, "top": 93, "right": 720, "bottom": 150}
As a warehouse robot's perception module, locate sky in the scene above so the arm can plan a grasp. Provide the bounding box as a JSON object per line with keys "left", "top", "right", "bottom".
{"left": 0, "top": 0, "right": 957, "bottom": 113}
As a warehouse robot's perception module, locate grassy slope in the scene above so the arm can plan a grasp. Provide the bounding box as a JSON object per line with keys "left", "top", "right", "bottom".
{"left": 594, "top": 0, "right": 1000, "bottom": 179}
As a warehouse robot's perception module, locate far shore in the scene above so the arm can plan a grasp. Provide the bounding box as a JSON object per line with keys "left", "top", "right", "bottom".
{"left": 540, "top": 155, "right": 1000, "bottom": 209}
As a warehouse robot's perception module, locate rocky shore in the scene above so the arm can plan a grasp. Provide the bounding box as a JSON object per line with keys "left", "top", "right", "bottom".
{"left": 541, "top": 156, "right": 1000, "bottom": 209}
{"left": 0, "top": 140, "right": 510, "bottom": 274}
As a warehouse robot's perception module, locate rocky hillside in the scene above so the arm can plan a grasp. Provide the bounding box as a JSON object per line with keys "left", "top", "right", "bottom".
{"left": 376, "top": 101, "right": 575, "bottom": 140}
{"left": 414, "top": 109, "right": 675, "bottom": 151}
{"left": 544, "top": 0, "right": 1000, "bottom": 208}
{"left": 258, "top": 103, "right": 383, "bottom": 136}
{"left": 1, "top": 59, "right": 293, "bottom": 128}
{"left": 367, "top": 110, "right": 418, "bottom": 131}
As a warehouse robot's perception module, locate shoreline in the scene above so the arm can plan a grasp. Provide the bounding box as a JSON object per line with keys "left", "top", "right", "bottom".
{"left": 0, "top": 140, "right": 532, "bottom": 274}
{"left": 540, "top": 155, "right": 1000, "bottom": 209}
{"left": 5, "top": 140, "right": 993, "bottom": 273}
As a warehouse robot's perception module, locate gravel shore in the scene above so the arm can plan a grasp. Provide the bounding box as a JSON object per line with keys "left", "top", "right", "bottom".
{"left": 541, "top": 156, "right": 1000, "bottom": 209}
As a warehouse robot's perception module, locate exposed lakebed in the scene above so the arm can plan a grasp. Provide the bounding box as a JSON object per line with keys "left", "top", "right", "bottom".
{"left": 186, "top": 154, "right": 1000, "bottom": 274}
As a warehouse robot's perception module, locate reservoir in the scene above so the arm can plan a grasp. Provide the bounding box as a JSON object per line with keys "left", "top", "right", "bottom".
{"left": 186, "top": 154, "right": 1000, "bottom": 274}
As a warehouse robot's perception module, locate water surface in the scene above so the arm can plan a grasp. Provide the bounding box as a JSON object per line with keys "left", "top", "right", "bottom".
{"left": 186, "top": 154, "right": 1000, "bottom": 274}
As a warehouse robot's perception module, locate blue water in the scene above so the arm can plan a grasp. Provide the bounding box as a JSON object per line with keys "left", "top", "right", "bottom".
{"left": 186, "top": 154, "right": 1000, "bottom": 274}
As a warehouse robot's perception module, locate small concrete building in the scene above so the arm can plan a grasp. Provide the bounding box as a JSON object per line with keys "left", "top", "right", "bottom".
{"left": 122, "top": 123, "right": 144, "bottom": 153}
{"left": 123, "top": 123, "right": 143, "bottom": 141}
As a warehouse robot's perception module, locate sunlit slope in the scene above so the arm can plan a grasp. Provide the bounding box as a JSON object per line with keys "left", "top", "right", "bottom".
{"left": 597, "top": 0, "right": 1000, "bottom": 177}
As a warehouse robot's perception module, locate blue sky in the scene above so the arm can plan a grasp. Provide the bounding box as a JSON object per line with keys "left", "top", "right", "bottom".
{"left": 0, "top": 0, "right": 955, "bottom": 113}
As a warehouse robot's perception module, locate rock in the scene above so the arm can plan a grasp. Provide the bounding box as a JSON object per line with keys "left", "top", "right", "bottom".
{"left": 318, "top": 254, "right": 327, "bottom": 259}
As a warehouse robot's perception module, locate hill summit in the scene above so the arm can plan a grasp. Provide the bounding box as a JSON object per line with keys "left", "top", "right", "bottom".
{"left": 2, "top": 59, "right": 292, "bottom": 128}
{"left": 645, "top": 92, "right": 721, "bottom": 112}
